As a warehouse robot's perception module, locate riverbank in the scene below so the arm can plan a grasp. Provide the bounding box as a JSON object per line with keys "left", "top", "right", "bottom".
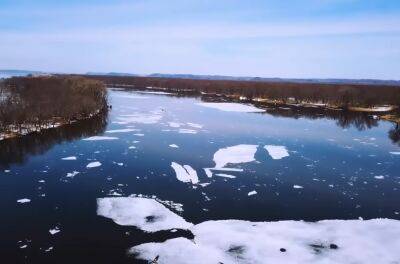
{"left": 108, "top": 85, "right": 400, "bottom": 125}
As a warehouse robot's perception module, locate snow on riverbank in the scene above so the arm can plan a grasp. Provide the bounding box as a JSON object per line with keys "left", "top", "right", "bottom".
{"left": 97, "top": 197, "right": 192, "bottom": 232}
{"left": 198, "top": 102, "right": 265, "bottom": 113}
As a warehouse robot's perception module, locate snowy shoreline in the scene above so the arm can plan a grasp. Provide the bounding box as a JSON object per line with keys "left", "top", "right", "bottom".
{"left": 0, "top": 108, "right": 107, "bottom": 141}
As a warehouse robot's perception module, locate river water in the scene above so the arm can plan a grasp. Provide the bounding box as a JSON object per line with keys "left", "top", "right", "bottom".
{"left": 1, "top": 88, "right": 399, "bottom": 263}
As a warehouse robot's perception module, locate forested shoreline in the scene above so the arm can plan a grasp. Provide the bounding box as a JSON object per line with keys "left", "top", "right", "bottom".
{"left": 84, "top": 75, "right": 400, "bottom": 109}
{"left": 0, "top": 76, "right": 108, "bottom": 139}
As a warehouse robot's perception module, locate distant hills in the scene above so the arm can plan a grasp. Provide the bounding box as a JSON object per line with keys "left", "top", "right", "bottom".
{"left": 1, "top": 69, "right": 399, "bottom": 86}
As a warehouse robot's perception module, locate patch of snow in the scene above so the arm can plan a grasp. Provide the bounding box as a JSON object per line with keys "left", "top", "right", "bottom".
{"left": 264, "top": 145, "right": 289, "bottom": 160}
{"left": 83, "top": 136, "right": 118, "bottom": 141}
{"left": 171, "top": 162, "right": 199, "bottom": 184}
{"left": 198, "top": 102, "right": 265, "bottom": 113}
{"left": 86, "top": 161, "right": 102, "bottom": 168}
{"left": 97, "top": 197, "right": 192, "bottom": 232}
{"left": 130, "top": 218, "right": 400, "bottom": 264}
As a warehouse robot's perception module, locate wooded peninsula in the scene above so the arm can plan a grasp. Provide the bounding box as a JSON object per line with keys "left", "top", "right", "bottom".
{"left": 0, "top": 76, "right": 108, "bottom": 139}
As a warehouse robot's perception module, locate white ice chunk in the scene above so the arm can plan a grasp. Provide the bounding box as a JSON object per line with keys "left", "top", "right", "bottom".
{"left": 17, "top": 198, "right": 31, "bottom": 204}
{"left": 213, "top": 144, "right": 258, "bottom": 169}
{"left": 374, "top": 175, "right": 384, "bottom": 180}
{"left": 116, "top": 113, "right": 162, "bottom": 124}
{"left": 66, "top": 171, "right": 80, "bottom": 178}
{"left": 264, "top": 145, "right": 289, "bottom": 160}
{"left": 171, "top": 162, "right": 199, "bottom": 184}
{"left": 61, "top": 156, "right": 77, "bottom": 161}
{"left": 248, "top": 190, "right": 257, "bottom": 196}
{"left": 293, "top": 185, "right": 304, "bottom": 189}
{"left": 169, "top": 144, "right": 179, "bottom": 148}
{"left": 390, "top": 152, "right": 400, "bottom": 155}
{"left": 215, "top": 173, "right": 236, "bottom": 179}
{"left": 49, "top": 227, "right": 60, "bottom": 235}
{"left": 97, "top": 197, "right": 192, "bottom": 232}
{"left": 86, "top": 161, "right": 102, "bottom": 168}
{"left": 106, "top": 129, "right": 138, "bottom": 133}
{"left": 187, "top": 122, "right": 203, "bottom": 129}
{"left": 178, "top": 129, "right": 197, "bottom": 134}
{"left": 198, "top": 102, "right": 265, "bottom": 112}
{"left": 168, "top": 122, "right": 182, "bottom": 128}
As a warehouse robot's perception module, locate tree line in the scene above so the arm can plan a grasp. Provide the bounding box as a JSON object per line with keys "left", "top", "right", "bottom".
{"left": 85, "top": 75, "right": 400, "bottom": 108}
{"left": 0, "top": 76, "right": 108, "bottom": 135}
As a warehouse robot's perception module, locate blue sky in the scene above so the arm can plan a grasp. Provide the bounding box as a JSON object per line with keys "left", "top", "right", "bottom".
{"left": 0, "top": 0, "right": 399, "bottom": 79}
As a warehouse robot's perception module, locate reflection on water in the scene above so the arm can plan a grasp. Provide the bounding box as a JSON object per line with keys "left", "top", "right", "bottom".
{"left": 0, "top": 111, "right": 108, "bottom": 168}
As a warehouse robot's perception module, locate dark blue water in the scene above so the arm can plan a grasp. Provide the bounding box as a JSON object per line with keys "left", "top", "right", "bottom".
{"left": 1, "top": 89, "right": 399, "bottom": 263}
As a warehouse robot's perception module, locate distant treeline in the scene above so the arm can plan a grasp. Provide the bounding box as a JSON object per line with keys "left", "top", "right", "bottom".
{"left": 0, "top": 76, "right": 107, "bottom": 135}
{"left": 84, "top": 75, "right": 400, "bottom": 107}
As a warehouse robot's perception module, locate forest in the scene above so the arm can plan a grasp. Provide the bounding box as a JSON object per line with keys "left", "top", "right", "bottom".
{"left": 85, "top": 75, "right": 400, "bottom": 108}
{"left": 0, "top": 76, "right": 108, "bottom": 137}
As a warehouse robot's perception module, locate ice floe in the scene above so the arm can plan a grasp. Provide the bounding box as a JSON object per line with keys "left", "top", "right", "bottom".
{"left": 17, "top": 198, "right": 31, "bottom": 204}
{"left": 187, "top": 122, "right": 203, "bottom": 129}
{"left": 293, "top": 185, "right": 304, "bottom": 189}
{"left": 178, "top": 129, "right": 197, "bottom": 134}
{"left": 168, "top": 122, "right": 183, "bottom": 128}
{"left": 248, "top": 190, "right": 257, "bottom": 196}
{"left": 61, "top": 156, "right": 77, "bottom": 161}
{"left": 115, "top": 113, "right": 162, "bottom": 124}
{"left": 105, "top": 128, "right": 138, "bottom": 133}
{"left": 169, "top": 144, "right": 179, "bottom": 148}
{"left": 264, "top": 145, "right": 289, "bottom": 160}
{"left": 97, "top": 197, "right": 192, "bottom": 232}
{"left": 390, "top": 151, "right": 400, "bottom": 155}
{"left": 215, "top": 173, "right": 236, "bottom": 179}
{"left": 207, "top": 145, "right": 258, "bottom": 177}
{"left": 171, "top": 162, "right": 199, "bottom": 184}
{"left": 66, "top": 171, "right": 80, "bottom": 178}
{"left": 197, "top": 102, "right": 265, "bottom": 113}
{"left": 83, "top": 136, "right": 118, "bottom": 141}
{"left": 86, "top": 161, "right": 102, "bottom": 168}
{"left": 49, "top": 227, "right": 60, "bottom": 235}
{"left": 130, "top": 218, "right": 400, "bottom": 264}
